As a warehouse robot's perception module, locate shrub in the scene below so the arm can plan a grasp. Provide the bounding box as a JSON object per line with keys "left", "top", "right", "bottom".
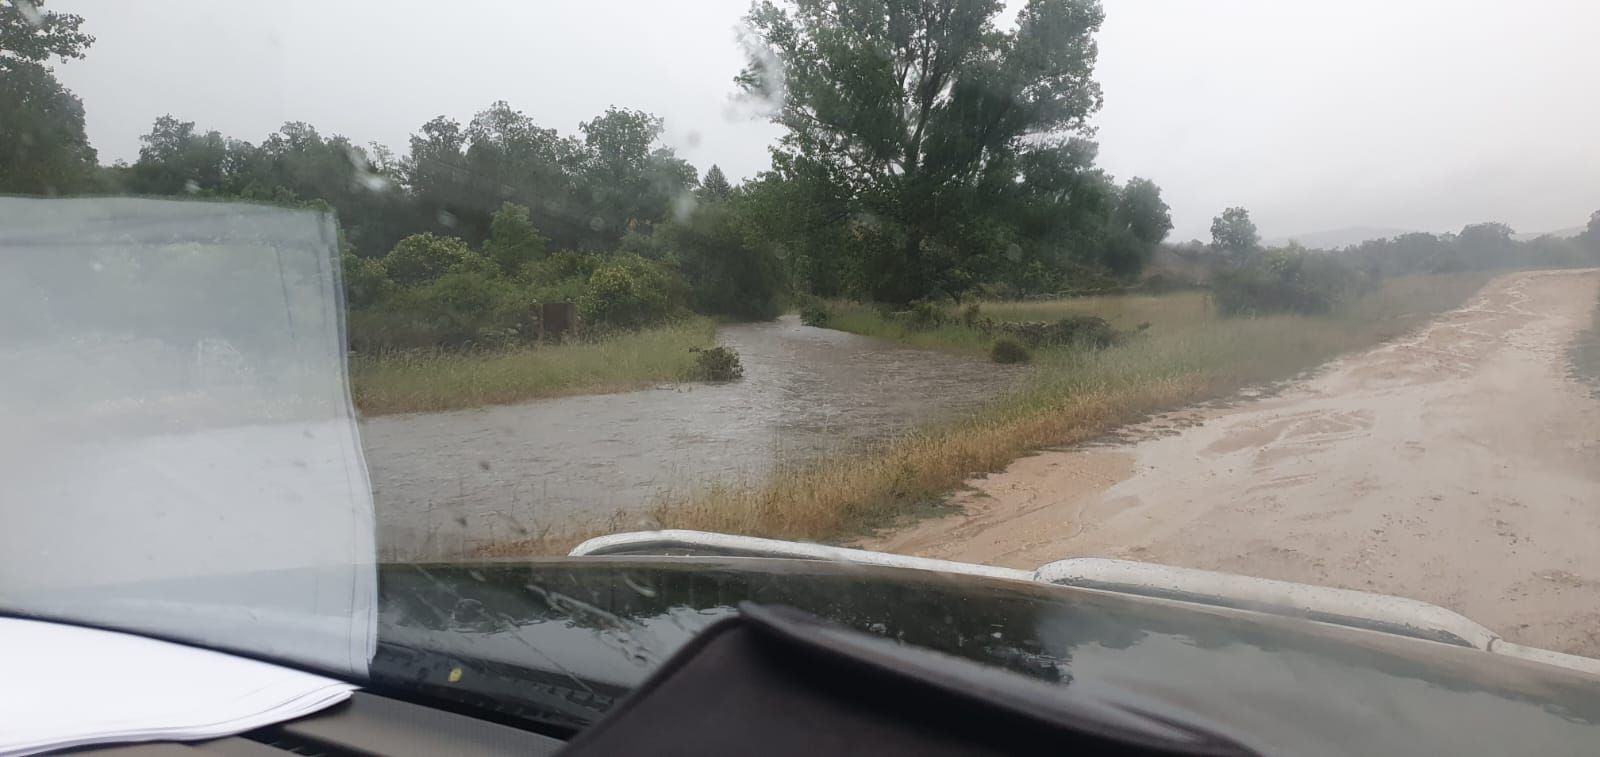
{"left": 906, "top": 300, "right": 944, "bottom": 330}
{"left": 382, "top": 232, "right": 488, "bottom": 287}
{"left": 799, "top": 299, "right": 832, "bottom": 327}
{"left": 1213, "top": 249, "right": 1363, "bottom": 317}
{"left": 348, "top": 269, "right": 531, "bottom": 350}
{"left": 579, "top": 255, "right": 688, "bottom": 331}
{"left": 990, "top": 338, "right": 1031, "bottom": 364}
{"left": 1042, "top": 315, "right": 1123, "bottom": 348}
{"left": 341, "top": 252, "right": 393, "bottom": 309}
{"left": 690, "top": 345, "right": 744, "bottom": 381}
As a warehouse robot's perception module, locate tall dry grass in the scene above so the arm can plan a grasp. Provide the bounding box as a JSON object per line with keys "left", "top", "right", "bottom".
{"left": 480, "top": 274, "right": 1488, "bottom": 556}
{"left": 351, "top": 317, "right": 717, "bottom": 416}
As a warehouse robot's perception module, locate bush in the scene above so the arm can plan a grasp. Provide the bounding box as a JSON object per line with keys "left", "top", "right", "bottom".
{"left": 799, "top": 299, "right": 832, "bottom": 327}
{"left": 1213, "top": 249, "right": 1363, "bottom": 317}
{"left": 991, "top": 338, "right": 1031, "bottom": 364}
{"left": 906, "top": 300, "right": 944, "bottom": 330}
{"left": 341, "top": 252, "right": 393, "bottom": 309}
{"left": 382, "top": 233, "right": 488, "bottom": 287}
{"left": 579, "top": 255, "right": 688, "bottom": 331}
{"left": 348, "top": 269, "right": 531, "bottom": 350}
{"left": 690, "top": 345, "right": 744, "bottom": 381}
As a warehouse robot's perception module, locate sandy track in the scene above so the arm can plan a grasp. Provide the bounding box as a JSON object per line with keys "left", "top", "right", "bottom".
{"left": 865, "top": 269, "right": 1600, "bottom": 656}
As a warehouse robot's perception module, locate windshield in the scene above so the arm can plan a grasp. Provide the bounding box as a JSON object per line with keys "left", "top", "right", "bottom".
{"left": 5, "top": 0, "right": 1600, "bottom": 738}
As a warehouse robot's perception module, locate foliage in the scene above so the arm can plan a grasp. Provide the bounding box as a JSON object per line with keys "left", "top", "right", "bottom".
{"left": 738, "top": 0, "right": 1138, "bottom": 303}
{"left": 690, "top": 345, "right": 744, "bottom": 381}
{"left": 657, "top": 201, "right": 784, "bottom": 319}
{"left": 984, "top": 315, "right": 1125, "bottom": 349}
{"left": 799, "top": 299, "right": 832, "bottom": 327}
{"left": 0, "top": 1, "right": 97, "bottom": 195}
{"left": 340, "top": 252, "right": 393, "bottom": 309}
{"left": 906, "top": 301, "right": 945, "bottom": 330}
{"left": 1212, "top": 246, "right": 1365, "bottom": 316}
{"left": 349, "top": 268, "right": 529, "bottom": 350}
{"left": 485, "top": 202, "right": 548, "bottom": 274}
{"left": 0, "top": 0, "right": 93, "bottom": 64}
{"left": 0, "top": 59, "right": 98, "bottom": 194}
{"left": 579, "top": 255, "right": 688, "bottom": 330}
{"left": 990, "top": 338, "right": 1032, "bottom": 364}
{"left": 382, "top": 232, "right": 487, "bottom": 287}
{"left": 961, "top": 302, "right": 982, "bottom": 326}
{"left": 698, "top": 165, "right": 733, "bottom": 200}
{"left": 1581, "top": 211, "right": 1600, "bottom": 256}
{"left": 1209, "top": 207, "right": 1259, "bottom": 256}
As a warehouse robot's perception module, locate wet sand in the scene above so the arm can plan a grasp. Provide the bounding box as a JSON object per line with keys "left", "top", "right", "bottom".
{"left": 865, "top": 269, "right": 1600, "bottom": 657}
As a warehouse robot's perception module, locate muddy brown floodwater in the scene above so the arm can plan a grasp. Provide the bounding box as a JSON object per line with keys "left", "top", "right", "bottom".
{"left": 865, "top": 269, "right": 1600, "bottom": 657}
{"left": 363, "top": 316, "right": 1019, "bottom": 560}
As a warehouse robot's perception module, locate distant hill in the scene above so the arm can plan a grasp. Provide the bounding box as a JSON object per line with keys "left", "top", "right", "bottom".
{"left": 1266, "top": 227, "right": 1415, "bottom": 250}
{"left": 1269, "top": 224, "right": 1587, "bottom": 250}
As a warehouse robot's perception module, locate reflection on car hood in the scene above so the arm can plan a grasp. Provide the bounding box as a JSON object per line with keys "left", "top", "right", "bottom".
{"left": 375, "top": 557, "right": 1600, "bottom": 755}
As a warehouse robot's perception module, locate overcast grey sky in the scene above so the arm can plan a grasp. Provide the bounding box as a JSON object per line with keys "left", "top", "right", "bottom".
{"left": 50, "top": 0, "right": 1600, "bottom": 241}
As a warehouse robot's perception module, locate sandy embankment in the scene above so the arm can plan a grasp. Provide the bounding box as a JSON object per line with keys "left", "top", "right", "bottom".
{"left": 865, "top": 269, "right": 1600, "bottom": 656}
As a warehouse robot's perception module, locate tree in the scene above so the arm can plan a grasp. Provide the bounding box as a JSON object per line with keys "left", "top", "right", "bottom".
{"left": 739, "top": 0, "right": 1106, "bottom": 302}
{"left": 0, "top": 59, "right": 97, "bottom": 194}
{"left": 0, "top": 0, "right": 92, "bottom": 63}
{"left": 1577, "top": 210, "right": 1600, "bottom": 257}
{"left": 128, "top": 115, "right": 227, "bottom": 194}
{"left": 485, "top": 202, "right": 548, "bottom": 275}
{"left": 659, "top": 202, "right": 784, "bottom": 319}
{"left": 1104, "top": 177, "right": 1172, "bottom": 275}
{"left": 1457, "top": 222, "right": 1515, "bottom": 269}
{"left": 577, "top": 107, "right": 697, "bottom": 248}
{"left": 698, "top": 165, "right": 734, "bottom": 201}
{"left": 1210, "top": 207, "right": 1259, "bottom": 256}
{"left": 0, "top": 0, "right": 97, "bottom": 194}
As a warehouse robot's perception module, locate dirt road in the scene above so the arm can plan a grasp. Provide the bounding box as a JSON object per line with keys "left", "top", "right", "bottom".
{"left": 866, "top": 269, "right": 1600, "bottom": 656}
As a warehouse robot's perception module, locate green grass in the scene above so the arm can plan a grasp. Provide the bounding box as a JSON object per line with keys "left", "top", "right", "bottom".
{"left": 351, "top": 317, "right": 718, "bottom": 416}
{"left": 482, "top": 273, "right": 1490, "bottom": 556}
{"left": 823, "top": 292, "right": 1216, "bottom": 355}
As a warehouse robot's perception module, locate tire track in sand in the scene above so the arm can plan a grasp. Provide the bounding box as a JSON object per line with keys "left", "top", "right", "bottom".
{"left": 863, "top": 269, "right": 1600, "bottom": 657}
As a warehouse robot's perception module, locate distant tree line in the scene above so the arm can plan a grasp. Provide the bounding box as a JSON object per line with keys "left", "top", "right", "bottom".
{"left": 12, "top": 0, "right": 1597, "bottom": 347}
{"left": 1188, "top": 206, "right": 1600, "bottom": 316}
{"left": 4, "top": 0, "right": 1185, "bottom": 348}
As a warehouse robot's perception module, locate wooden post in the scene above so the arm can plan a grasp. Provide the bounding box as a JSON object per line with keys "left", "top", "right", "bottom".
{"left": 540, "top": 302, "right": 576, "bottom": 342}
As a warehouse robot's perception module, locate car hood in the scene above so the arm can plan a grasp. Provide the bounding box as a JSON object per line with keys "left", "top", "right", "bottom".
{"left": 374, "top": 556, "right": 1600, "bottom": 755}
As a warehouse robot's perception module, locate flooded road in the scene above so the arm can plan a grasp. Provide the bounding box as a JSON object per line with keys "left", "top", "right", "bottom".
{"left": 364, "top": 316, "right": 1017, "bottom": 559}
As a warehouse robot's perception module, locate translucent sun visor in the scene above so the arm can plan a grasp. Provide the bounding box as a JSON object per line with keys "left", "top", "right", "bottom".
{"left": 0, "top": 197, "right": 377, "bottom": 677}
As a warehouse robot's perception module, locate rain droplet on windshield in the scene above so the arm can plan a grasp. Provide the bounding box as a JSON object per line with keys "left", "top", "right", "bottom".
{"left": 15, "top": 0, "right": 43, "bottom": 26}
{"left": 672, "top": 193, "right": 698, "bottom": 223}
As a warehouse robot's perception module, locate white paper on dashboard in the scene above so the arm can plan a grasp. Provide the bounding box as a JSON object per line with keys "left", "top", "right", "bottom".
{"left": 0, "top": 197, "right": 377, "bottom": 677}
{"left": 0, "top": 616, "right": 356, "bottom": 756}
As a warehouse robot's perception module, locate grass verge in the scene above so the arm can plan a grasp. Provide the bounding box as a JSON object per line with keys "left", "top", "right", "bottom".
{"left": 478, "top": 274, "right": 1488, "bottom": 556}
{"left": 351, "top": 317, "right": 718, "bottom": 416}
